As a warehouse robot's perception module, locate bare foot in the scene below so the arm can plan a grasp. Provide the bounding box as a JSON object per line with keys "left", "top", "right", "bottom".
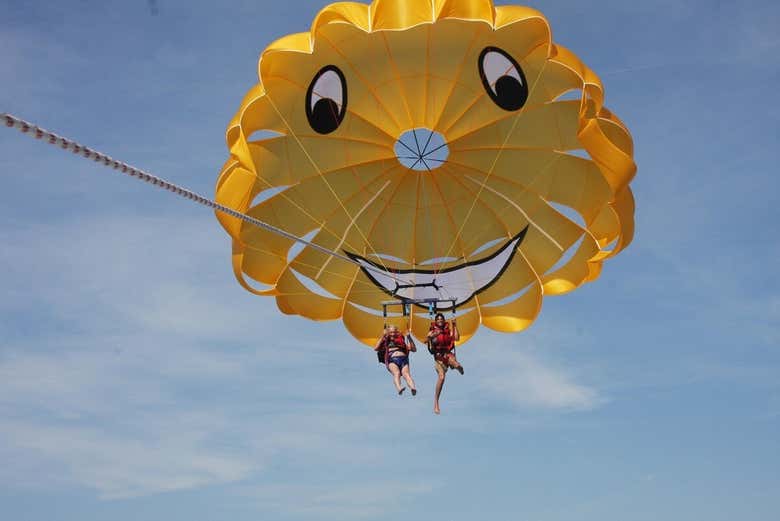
{"left": 434, "top": 405, "right": 440, "bottom": 414}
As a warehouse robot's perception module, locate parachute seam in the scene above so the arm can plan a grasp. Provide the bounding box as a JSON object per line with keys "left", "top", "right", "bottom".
{"left": 439, "top": 41, "right": 548, "bottom": 136}
{"left": 438, "top": 58, "right": 550, "bottom": 262}
{"left": 341, "top": 167, "right": 413, "bottom": 316}
{"left": 430, "top": 25, "right": 484, "bottom": 132}
{"left": 280, "top": 158, "right": 400, "bottom": 278}
{"left": 315, "top": 178, "right": 391, "bottom": 279}
{"left": 454, "top": 155, "right": 604, "bottom": 255}
{"left": 463, "top": 174, "right": 563, "bottom": 251}
{"left": 444, "top": 97, "right": 574, "bottom": 147}
{"left": 380, "top": 31, "right": 415, "bottom": 128}
{"left": 263, "top": 93, "right": 396, "bottom": 277}
{"left": 426, "top": 164, "right": 479, "bottom": 303}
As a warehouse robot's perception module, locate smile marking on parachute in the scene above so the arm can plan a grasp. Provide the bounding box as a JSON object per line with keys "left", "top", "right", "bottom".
{"left": 346, "top": 226, "right": 529, "bottom": 309}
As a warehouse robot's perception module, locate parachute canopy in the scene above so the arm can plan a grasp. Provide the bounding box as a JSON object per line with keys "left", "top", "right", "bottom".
{"left": 215, "top": 0, "right": 636, "bottom": 346}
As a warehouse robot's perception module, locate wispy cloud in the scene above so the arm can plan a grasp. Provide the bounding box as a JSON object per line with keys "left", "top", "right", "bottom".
{"left": 0, "top": 213, "right": 268, "bottom": 497}
{"left": 468, "top": 342, "right": 604, "bottom": 410}
{"left": 0, "top": 418, "right": 255, "bottom": 500}
{"left": 4, "top": 2, "right": 779, "bottom": 517}
{"left": 0, "top": 213, "right": 437, "bottom": 499}
{"left": 243, "top": 480, "right": 441, "bottom": 519}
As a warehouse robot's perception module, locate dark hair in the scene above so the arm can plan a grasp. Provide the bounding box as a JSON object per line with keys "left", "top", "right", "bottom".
{"left": 434, "top": 313, "right": 445, "bottom": 320}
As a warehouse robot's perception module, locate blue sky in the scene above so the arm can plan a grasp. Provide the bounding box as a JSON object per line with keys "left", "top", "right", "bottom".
{"left": 1, "top": 1, "right": 779, "bottom": 520}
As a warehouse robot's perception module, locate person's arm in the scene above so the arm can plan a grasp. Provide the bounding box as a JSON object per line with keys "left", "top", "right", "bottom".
{"left": 451, "top": 319, "right": 460, "bottom": 342}
{"left": 427, "top": 326, "right": 438, "bottom": 340}
{"left": 405, "top": 332, "right": 417, "bottom": 352}
{"left": 374, "top": 331, "right": 387, "bottom": 351}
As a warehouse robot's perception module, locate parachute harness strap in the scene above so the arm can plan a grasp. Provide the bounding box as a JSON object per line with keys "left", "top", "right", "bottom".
{"left": 2, "top": 113, "right": 414, "bottom": 286}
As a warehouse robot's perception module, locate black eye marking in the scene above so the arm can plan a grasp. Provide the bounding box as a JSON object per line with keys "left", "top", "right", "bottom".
{"left": 306, "top": 65, "right": 347, "bottom": 134}
{"left": 478, "top": 47, "right": 528, "bottom": 112}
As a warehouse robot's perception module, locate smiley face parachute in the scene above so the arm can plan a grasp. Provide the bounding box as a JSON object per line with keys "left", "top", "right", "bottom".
{"left": 215, "top": 0, "right": 636, "bottom": 346}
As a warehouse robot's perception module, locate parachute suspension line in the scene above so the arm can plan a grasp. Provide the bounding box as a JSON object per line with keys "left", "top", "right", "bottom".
{"left": 381, "top": 300, "right": 412, "bottom": 332}
{"left": 263, "top": 95, "right": 395, "bottom": 277}
{"left": 1, "top": 113, "right": 414, "bottom": 287}
{"left": 426, "top": 166, "right": 448, "bottom": 277}
{"left": 314, "top": 178, "right": 391, "bottom": 280}
{"left": 417, "top": 164, "right": 434, "bottom": 288}
{"left": 463, "top": 174, "right": 564, "bottom": 251}
{"left": 407, "top": 303, "right": 412, "bottom": 333}
{"left": 427, "top": 164, "right": 479, "bottom": 302}
{"left": 438, "top": 60, "right": 550, "bottom": 264}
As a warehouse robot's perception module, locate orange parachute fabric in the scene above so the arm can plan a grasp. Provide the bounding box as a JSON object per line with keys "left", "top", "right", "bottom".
{"left": 215, "top": 0, "right": 636, "bottom": 346}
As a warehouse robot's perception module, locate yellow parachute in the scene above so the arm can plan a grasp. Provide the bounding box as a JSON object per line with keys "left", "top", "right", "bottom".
{"left": 215, "top": 0, "right": 636, "bottom": 346}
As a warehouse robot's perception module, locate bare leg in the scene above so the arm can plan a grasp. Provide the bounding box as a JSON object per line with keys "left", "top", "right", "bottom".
{"left": 434, "top": 371, "right": 445, "bottom": 414}
{"left": 401, "top": 365, "right": 416, "bottom": 395}
{"left": 388, "top": 363, "right": 404, "bottom": 394}
{"left": 449, "top": 354, "right": 464, "bottom": 375}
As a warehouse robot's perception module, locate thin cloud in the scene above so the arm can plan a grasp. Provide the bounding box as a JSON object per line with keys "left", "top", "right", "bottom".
{"left": 473, "top": 348, "right": 603, "bottom": 410}
{"left": 0, "top": 419, "right": 255, "bottom": 500}
{"left": 244, "top": 480, "right": 440, "bottom": 519}
{"left": 0, "top": 208, "right": 464, "bottom": 499}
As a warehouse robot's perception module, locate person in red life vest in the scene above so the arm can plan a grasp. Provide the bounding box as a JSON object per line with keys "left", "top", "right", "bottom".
{"left": 374, "top": 325, "right": 417, "bottom": 396}
{"left": 427, "top": 313, "right": 463, "bottom": 414}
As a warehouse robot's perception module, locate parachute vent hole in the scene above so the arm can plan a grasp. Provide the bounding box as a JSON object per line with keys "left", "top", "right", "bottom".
{"left": 601, "top": 237, "right": 619, "bottom": 252}
{"left": 470, "top": 237, "right": 506, "bottom": 257}
{"left": 368, "top": 253, "right": 412, "bottom": 266}
{"left": 237, "top": 274, "right": 275, "bottom": 294}
{"left": 554, "top": 89, "right": 584, "bottom": 102}
{"left": 548, "top": 202, "right": 586, "bottom": 228}
{"left": 545, "top": 234, "right": 585, "bottom": 276}
{"left": 247, "top": 129, "right": 285, "bottom": 142}
{"left": 565, "top": 149, "right": 592, "bottom": 160}
{"left": 290, "top": 268, "right": 340, "bottom": 300}
{"left": 347, "top": 302, "right": 386, "bottom": 318}
{"left": 252, "top": 185, "right": 292, "bottom": 206}
{"left": 481, "top": 282, "right": 536, "bottom": 308}
{"left": 418, "top": 256, "right": 461, "bottom": 266}
{"left": 394, "top": 128, "right": 448, "bottom": 171}
{"left": 287, "top": 228, "right": 320, "bottom": 263}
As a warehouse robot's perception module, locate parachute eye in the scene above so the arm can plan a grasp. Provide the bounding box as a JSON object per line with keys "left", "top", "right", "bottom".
{"left": 306, "top": 65, "right": 347, "bottom": 134}
{"left": 478, "top": 47, "right": 528, "bottom": 111}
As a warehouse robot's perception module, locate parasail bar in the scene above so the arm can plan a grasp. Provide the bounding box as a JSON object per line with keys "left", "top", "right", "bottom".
{"left": 381, "top": 298, "right": 456, "bottom": 306}
{"left": 381, "top": 298, "right": 457, "bottom": 315}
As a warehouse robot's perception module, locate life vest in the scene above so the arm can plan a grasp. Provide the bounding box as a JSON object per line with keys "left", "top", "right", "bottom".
{"left": 385, "top": 333, "right": 407, "bottom": 350}
{"left": 377, "top": 332, "right": 408, "bottom": 364}
{"left": 429, "top": 322, "right": 454, "bottom": 352}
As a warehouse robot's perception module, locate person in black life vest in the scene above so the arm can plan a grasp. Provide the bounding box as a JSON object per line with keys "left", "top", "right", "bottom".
{"left": 427, "top": 313, "right": 463, "bottom": 414}
{"left": 374, "top": 325, "right": 417, "bottom": 396}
